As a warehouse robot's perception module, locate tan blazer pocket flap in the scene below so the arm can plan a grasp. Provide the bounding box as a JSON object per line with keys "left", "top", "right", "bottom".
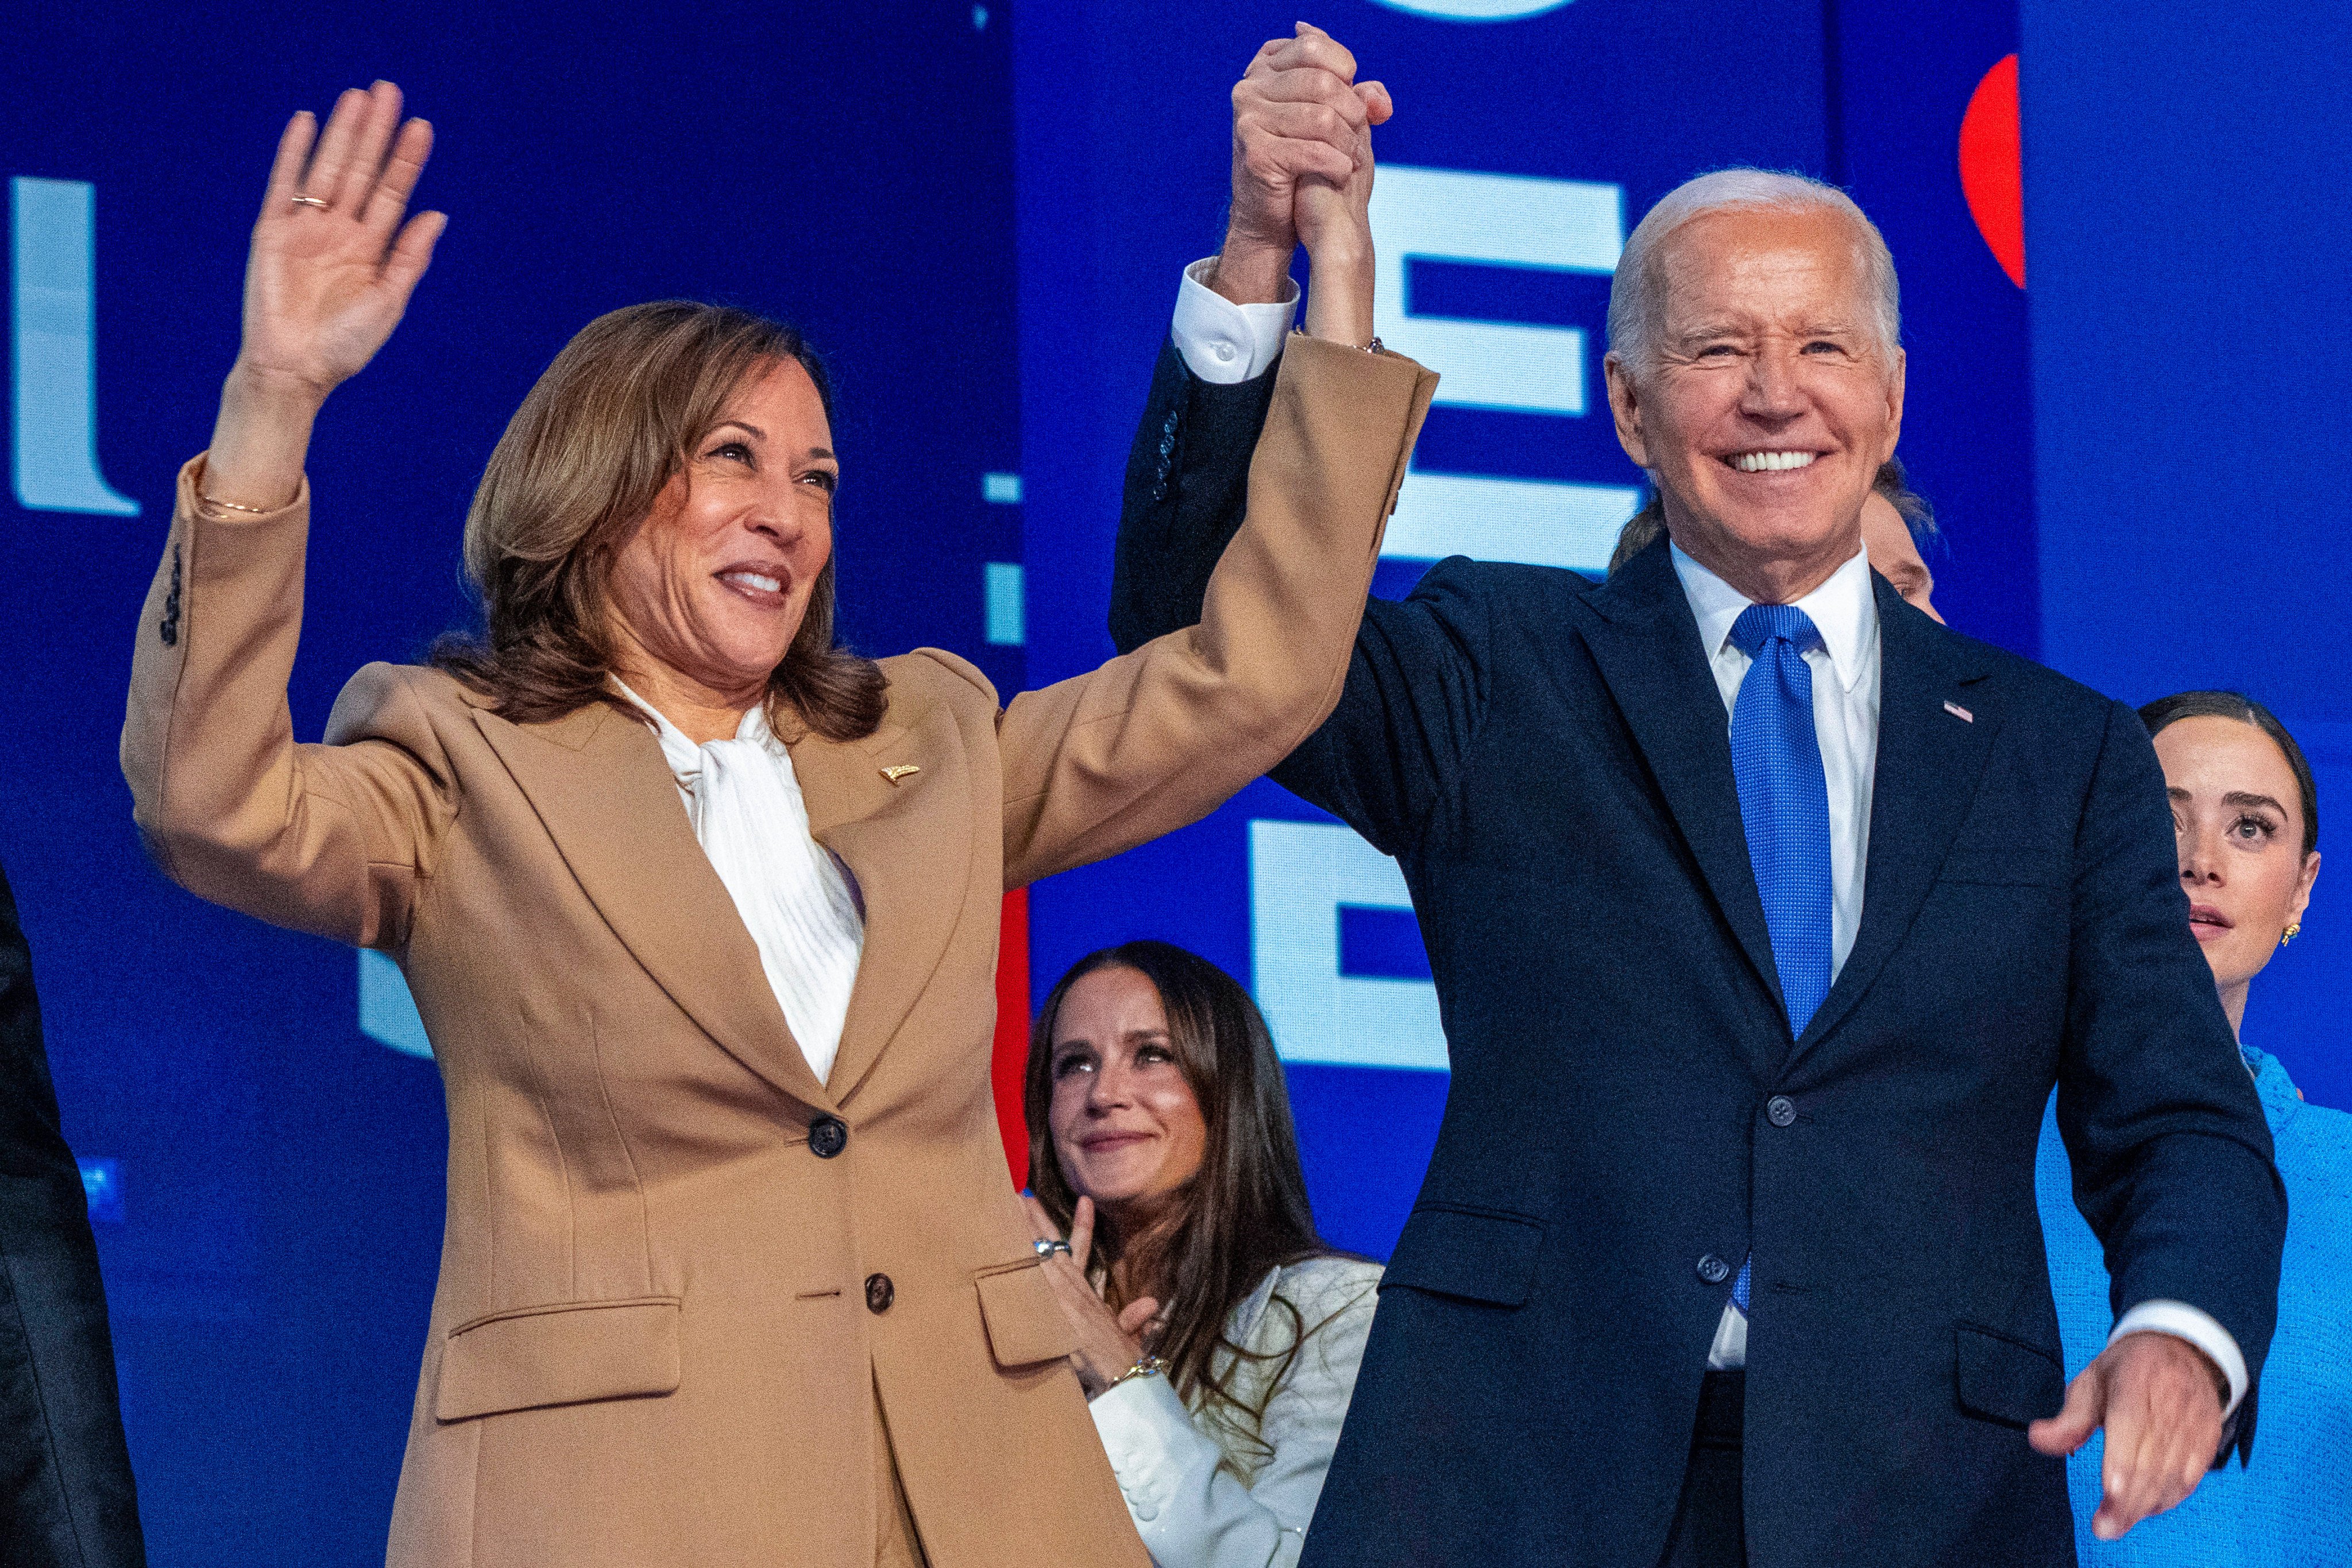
{"left": 435, "top": 1295, "right": 682, "bottom": 1422}
{"left": 974, "top": 1261, "right": 1077, "bottom": 1369}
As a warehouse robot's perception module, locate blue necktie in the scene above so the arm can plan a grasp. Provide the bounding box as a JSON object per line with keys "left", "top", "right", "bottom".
{"left": 1725, "top": 603, "right": 1835, "bottom": 1321}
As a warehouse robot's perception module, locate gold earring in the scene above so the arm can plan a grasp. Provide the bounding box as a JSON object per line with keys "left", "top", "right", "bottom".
{"left": 2281, "top": 924, "right": 2301, "bottom": 945}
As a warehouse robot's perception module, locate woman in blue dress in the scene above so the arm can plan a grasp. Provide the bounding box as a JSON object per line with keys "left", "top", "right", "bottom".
{"left": 2036, "top": 692, "right": 2343, "bottom": 1564}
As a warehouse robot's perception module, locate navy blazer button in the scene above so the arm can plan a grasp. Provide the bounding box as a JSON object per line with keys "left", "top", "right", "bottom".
{"left": 865, "top": 1273, "right": 894, "bottom": 1313}
{"left": 808, "top": 1116, "right": 848, "bottom": 1158}
{"left": 1767, "top": 1095, "right": 1797, "bottom": 1127}
{"left": 1697, "top": 1254, "right": 1732, "bottom": 1285}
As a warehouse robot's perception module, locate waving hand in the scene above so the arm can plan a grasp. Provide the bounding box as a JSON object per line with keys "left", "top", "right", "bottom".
{"left": 204, "top": 82, "right": 444, "bottom": 511}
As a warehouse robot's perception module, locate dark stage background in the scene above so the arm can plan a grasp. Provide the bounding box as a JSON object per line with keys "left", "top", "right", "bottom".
{"left": 0, "top": 1, "right": 2341, "bottom": 1559}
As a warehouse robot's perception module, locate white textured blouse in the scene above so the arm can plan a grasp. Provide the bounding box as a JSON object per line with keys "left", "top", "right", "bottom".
{"left": 616, "top": 682, "right": 864, "bottom": 1086}
{"left": 1090, "top": 1256, "right": 1382, "bottom": 1568}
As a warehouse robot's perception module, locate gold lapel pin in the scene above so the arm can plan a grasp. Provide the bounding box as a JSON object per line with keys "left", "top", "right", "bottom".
{"left": 880, "top": 764, "right": 921, "bottom": 783}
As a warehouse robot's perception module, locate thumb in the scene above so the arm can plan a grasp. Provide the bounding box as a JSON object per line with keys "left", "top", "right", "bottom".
{"left": 1118, "top": 1297, "right": 1161, "bottom": 1337}
{"left": 2029, "top": 1362, "right": 2106, "bottom": 1457}
{"left": 1358, "top": 80, "right": 1393, "bottom": 125}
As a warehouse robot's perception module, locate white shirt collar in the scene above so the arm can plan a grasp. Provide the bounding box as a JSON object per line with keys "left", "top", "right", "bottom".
{"left": 1669, "top": 540, "right": 1878, "bottom": 694}
{"left": 610, "top": 678, "right": 785, "bottom": 785}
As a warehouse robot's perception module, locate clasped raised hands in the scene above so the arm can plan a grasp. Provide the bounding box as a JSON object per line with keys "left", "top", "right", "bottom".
{"left": 238, "top": 81, "right": 444, "bottom": 405}
{"left": 1215, "top": 23, "right": 1391, "bottom": 345}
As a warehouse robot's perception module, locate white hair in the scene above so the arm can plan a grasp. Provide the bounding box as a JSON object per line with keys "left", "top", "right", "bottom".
{"left": 1605, "top": 168, "right": 1901, "bottom": 373}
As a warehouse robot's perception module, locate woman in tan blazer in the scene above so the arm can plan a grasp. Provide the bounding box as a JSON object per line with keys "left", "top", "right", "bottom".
{"left": 119, "top": 83, "right": 1429, "bottom": 1568}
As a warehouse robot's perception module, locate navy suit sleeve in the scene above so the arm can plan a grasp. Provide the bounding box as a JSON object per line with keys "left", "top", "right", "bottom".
{"left": 0, "top": 862, "right": 148, "bottom": 1567}
{"left": 2053, "top": 698, "right": 2286, "bottom": 1454}
{"left": 1108, "top": 341, "right": 1490, "bottom": 853}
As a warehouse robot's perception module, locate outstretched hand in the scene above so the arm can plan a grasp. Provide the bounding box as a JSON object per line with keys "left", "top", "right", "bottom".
{"left": 2028, "top": 1331, "right": 2229, "bottom": 1541}
{"left": 240, "top": 81, "right": 445, "bottom": 401}
{"left": 1022, "top": 1194, "right": 1159, "bottom": 1399}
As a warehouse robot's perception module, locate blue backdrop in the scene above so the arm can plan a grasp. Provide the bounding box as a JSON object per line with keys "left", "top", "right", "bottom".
{"left": 0, "top": 1, "right": 2342, "bottom": 1561}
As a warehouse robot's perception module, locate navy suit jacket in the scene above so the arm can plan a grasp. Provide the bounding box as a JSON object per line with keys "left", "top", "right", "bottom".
{"left": 0, "top": 860, "right": 145, "bottom": 1568}
{"left": 1109, "top": 342, "right": 2286, "bottom": 1568}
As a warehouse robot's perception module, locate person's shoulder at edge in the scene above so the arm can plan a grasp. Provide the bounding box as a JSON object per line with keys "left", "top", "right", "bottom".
{"left": 1389, "top": 553, "right": 1601, "bottom": 624}
{"left": 2246, "top": 1044, "right": 2352, "bottom": 1154}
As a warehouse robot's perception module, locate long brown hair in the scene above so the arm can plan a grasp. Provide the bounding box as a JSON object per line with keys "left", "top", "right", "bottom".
{"left": 431, "top": 300, "right": 886, "bottom": 740}
{"left": 1026, "top": 942, "right": 1346, "bottom": 1448}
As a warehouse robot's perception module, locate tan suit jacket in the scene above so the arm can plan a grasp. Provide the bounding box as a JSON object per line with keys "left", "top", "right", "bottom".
{"left": 120, "top": 337, "right": 1435, "bottom": 1568}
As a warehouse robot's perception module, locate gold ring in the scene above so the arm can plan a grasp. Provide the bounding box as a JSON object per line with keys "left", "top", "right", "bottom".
{"left": 289, "top": 194, "right": 331, "bottom": 210}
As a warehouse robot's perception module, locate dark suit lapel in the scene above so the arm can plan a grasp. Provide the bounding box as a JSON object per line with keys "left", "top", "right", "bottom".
{"left": 790, "top": 709, "right": 969, "bottom": 1107}
{"left": 1791, "top": 579, "right": 2000, "bottom": 1061}
{"left": 1577, "top": 540, "right": 1785, "bottom": 1018}
{"left": 473, "top": 700, "right": 835, "bottom": 1111}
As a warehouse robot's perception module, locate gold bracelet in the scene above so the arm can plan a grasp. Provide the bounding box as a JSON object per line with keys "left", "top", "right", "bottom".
{"left": 1289, "top": 328, "right": 1385, "bottom": 354}
{"left": 195, "top": 491, "right": 276, "bottom": 516}
{"left": 1104, "top": 1355, "right": 1168, "bottom": 1392}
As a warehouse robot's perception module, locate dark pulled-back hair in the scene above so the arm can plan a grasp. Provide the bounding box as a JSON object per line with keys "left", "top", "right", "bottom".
{"left": 1605, "top": 454, "right": 1938, "bottom": 577}
{"left": 431, "top": 300, "right": 886, "bottom": 741}
{"left": 2139, "top": 691, "right": 2319, "bottom": 857}
{"left": 1026, "top": 942, "right": 1343, "bottom": 1450}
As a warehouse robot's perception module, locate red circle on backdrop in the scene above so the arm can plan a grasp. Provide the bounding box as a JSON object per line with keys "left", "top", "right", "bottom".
{"left": 1960, "top": 53, "right": 2025, "bottom": 288}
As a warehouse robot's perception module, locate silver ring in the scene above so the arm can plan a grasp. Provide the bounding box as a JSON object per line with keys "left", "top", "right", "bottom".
{"left": 1032, "top": 1237, "right": 1072, "bottom": 1258}
{"left": 289, "top": 194, "right": 331, "bottom": 210}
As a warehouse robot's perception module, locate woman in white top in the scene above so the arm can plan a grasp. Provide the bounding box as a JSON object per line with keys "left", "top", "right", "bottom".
{"left": 1022, "top": 942, "right": 1381, "bottom": 1568}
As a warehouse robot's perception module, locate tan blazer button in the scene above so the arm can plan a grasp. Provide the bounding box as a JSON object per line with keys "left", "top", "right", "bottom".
{"left": 808, "top": 1116, "right": 848, "bottom": 1158}
{"left": 864, "top": 1273, "right": 895, "bottom": 1314}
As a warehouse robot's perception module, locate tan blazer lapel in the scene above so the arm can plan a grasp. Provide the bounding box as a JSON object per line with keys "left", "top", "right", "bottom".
{"left": 791, "top": 713, "right": 970, "bottom": 1104}
{"left": 473, "top": 701, "right": 836, "bottom": 1111}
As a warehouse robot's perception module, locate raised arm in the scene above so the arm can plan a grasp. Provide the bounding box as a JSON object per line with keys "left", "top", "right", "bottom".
{"left": 999, "top": 38, "right": 1432, "bottom": 886}
{"left": 121, "top": 84, "right": 455, "bottom": 948}
{"left": 1110, "top": 22, "right": 1389, "bottom": 656}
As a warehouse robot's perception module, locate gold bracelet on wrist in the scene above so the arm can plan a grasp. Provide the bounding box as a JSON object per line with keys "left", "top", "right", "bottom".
{"left": 1103, "top": 1355, "right": 1169, "bottom": 1393}
{"left": 195, "top": 491, "right": 276, "bottom": 516}
{"left": 1289, "top": 328, "right": 1385, "bottom": 354}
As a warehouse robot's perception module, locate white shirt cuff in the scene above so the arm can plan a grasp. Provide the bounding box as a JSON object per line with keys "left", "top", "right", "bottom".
{"left": 1088, "top": 1371, "right": 1214, "bottom": 1527}
{"left": 1171, "top": 257, "right": 1297, "bottom": 384}
{"left": 2110, "top": 1300, "right": 2247, "bottom": 1415}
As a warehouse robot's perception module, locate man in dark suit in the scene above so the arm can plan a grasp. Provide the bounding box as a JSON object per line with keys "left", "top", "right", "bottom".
{"left": 1102, "top": 27, "right": 2284, "bottom": 1567}
{"left": 0, "top": 858, "right": 146, "bottom": 1566}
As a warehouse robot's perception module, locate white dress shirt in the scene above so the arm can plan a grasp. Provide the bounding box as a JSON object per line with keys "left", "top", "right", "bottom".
{"left": 1165, "top": 268, "right": 2246, "bottom": 1409}
{"left": 1090, "top": 1257, "right": 1380, "bottom": 1568}
{"left": 616, "top": 682, "right": 864, "bottom": 1087}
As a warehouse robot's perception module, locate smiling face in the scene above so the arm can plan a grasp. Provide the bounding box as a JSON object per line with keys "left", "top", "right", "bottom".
{"left": 2153, "top": 715, "right": 2320, "bottom": 1019}
{"left": 1046, "top": 965, "right": 1210, "bottom": 1225}
{"left": 604, "top": 356, "right": 839, "bottom": 715}
{"left": 1605, "top": 204, "right": 1905, "bottom": 604}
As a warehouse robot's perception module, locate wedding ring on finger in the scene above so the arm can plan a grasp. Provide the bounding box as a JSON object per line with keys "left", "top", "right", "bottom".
{"left": 289, "top": 194, "right": 331, "bottom": 209}
{"left": 1032, "top": 1237, "right": 1073, "bottom": 1258}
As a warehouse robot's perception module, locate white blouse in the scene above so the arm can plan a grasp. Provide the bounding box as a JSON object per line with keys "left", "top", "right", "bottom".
{"left": 1090, "top": 1256, "right": 1382, "bottom": 1568}
{"left": 616, "top": 683, "right": 864, "bottom": 1086}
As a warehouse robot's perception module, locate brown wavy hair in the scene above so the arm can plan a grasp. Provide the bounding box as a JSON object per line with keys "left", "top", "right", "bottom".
{"left": 431, "top": 300, "right": 886, "bottom": 740}
{"left": 1026, "top": 941, "right": 1357, "bottom": 1458}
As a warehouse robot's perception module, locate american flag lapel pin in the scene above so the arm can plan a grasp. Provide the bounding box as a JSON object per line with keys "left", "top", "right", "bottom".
{"left": 1942, "top": 700, "right": 1974, "bottom": 724}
